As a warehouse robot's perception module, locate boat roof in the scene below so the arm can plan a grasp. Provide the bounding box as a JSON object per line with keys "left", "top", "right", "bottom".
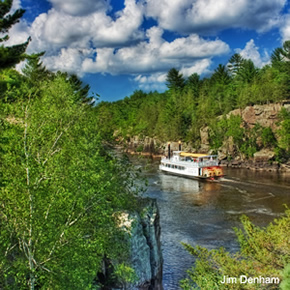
{"left": 179, "top": 152, "right": 215, "bottom": 158}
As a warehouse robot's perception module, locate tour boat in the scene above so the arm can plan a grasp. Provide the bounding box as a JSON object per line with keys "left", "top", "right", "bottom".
{"left": 159, "top": 150, "right": 224, "bottom": 180}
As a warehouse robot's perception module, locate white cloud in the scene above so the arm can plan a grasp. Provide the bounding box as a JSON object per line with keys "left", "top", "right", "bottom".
{"left": 144, "top": 0, "right": 287, "bottom": 34}
{"left": 48, "top": 0, "right": 110, "bottom": 16}
{"left": 42, "top": 48, "right": 93, "bottom": 76}
{"left": 235, "top": 39, "right": 270, "bottom": 68}
{"left": 280, "top": 14, "right": 290, "bottom": 42}
{"left": 82, "top": 27, "right": 229, "bottom": 75}
{"left": 11, "top": 0, "right": 22, "bottom": 12}
{"left": 180, "top": 59, "right": 212, "bottom": 76}
{"left": 134, "top": 73, "right": 167, "bottom": 91}
{"left": 26, "top": 0, "right": 143, "bottom": 55}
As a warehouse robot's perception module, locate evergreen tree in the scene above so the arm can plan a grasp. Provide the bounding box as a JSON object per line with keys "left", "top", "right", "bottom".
{"left": 236, "top": 59, "right": 259, "bottom": 84}
{"left": 166, "top": 68, "right": 185, "bottom": 91}
{"left": 0, "top": 0, "right": 30, "bottom": 69}
{"left": 228, "top": 53, "right": 244, "bottom": 75}
{"left": 186, "top": 72, "right": 201, "bottom": 100}
{"left": 22, "top": 52, "right": 49, "bottom": 83}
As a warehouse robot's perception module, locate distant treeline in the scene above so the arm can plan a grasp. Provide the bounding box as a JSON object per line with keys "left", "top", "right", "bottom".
{"left": 96, "top": 41, "right": 290, "bottom": 158}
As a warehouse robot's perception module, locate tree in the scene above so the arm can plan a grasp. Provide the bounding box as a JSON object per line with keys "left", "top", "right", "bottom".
{"left": 277, "top": 108, "right": 290, "bottom": 152}
{"left": 186, "top": 73, "right": 200, "bottom": 95}
{"left": 271, "top": 47, "right": 284, "bottom": 66}
{"left": 271, "top": 41, "right": 290, "bottom": 96}
{"left": 228, "top": 53, "right": 244, "bottom": 75}
{"left": 0, "top": 74, "right": 140, "bottom": 289}
{"left": 236, "top": 59, "right": 259, "bottom": 84}
{"left": 211, "top": 64, "right": 231, "bottom": 86}
{"left": 209, "top": 64, "right": 232, "bottom": 114}
{"left": 166, "top": 68, "right": 185, "bottom": 91}
{"left": 0, "top": 0, "right": 31, "bottom": 69}
{"left": 261, "top": 127, "right": 277, "bottom": 148}
{"left": 22, "top": 52, "right": 50, "bottom": 84}
{"left": 279, "top": 40, "right": 290, "bottom": 61}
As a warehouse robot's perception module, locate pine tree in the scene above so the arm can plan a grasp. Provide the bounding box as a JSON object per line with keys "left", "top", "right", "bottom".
{"left": 0, "top": 0, "right": 30, "bottom": 69}
{"left": 166, "top": 68, "right": 185, "bottom": 91}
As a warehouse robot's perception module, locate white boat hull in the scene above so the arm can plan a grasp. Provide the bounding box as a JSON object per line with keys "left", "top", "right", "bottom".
{"left": 159, "top": 151, "right": 224, "bottom": 180}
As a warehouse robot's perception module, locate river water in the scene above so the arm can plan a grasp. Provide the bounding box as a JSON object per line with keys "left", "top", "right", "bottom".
{"left": 131, "top": 156, "right": 290, "bottom": 290}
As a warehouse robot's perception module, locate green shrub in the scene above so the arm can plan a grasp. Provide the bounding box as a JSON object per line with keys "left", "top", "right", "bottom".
{"left": 181, "top": 207, "right": 290, "bottom": 289}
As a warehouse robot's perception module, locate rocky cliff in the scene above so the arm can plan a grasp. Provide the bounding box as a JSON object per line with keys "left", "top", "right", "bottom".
{"left": 116, "top": 199, "right": 163, "bottom": 290}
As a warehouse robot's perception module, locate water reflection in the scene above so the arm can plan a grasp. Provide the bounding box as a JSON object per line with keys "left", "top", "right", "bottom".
{"left": 159, "top": 174, "right": 200, "bottom": 193}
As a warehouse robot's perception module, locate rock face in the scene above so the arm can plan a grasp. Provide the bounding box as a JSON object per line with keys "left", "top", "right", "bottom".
{"left": 226, "top": 103, "right": 287, "bottom": 130}
{"left": 121, "top": 199, "right": 163, "bottom": 289}
{"left": 126, "top": 136, "right": 164, "bottom": 157}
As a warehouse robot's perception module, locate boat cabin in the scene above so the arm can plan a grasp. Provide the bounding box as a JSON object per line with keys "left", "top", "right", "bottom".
{"left": 168, "top": 151, "right": 219, "bottom": 167}
{"left": 160, "top": 151, "right": 223, "bottom": 179}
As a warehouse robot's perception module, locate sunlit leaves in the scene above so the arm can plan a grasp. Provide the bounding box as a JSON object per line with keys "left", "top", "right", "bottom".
{"left": 181, "top": 208, "right": 290, "bottom": 289}
{"left": 0, "top": 73, "right": 140, "bottom": 288}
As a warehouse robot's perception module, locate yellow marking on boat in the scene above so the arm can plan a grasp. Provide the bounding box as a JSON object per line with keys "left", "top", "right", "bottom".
{"left": 180, "top": 152, "right": 209, "bottom": 158}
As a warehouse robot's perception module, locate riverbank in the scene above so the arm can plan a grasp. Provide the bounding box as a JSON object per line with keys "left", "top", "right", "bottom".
{"left": 116, "top": 139, "right": 290, "bottom": 173}
{"left": 112, "top": 101, "right": 290, "bottom": 173}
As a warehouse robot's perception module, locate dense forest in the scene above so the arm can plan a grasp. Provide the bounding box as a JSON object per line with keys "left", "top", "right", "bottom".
{"left": 95, "top": 42, "right": 290, "bottom": 160}
{"left": 0, "top": 2, "right": 143, "bottom": 288}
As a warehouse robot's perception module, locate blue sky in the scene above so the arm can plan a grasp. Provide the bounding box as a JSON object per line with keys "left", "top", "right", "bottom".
{"left": 7, "top": 0, "right": 290, "bottom": 102}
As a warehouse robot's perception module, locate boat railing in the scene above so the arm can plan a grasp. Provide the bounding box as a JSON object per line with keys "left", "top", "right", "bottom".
{"left": 161, "top": 158, "right": 218, "bottom": 167}
{"left": 198, "top": 161, "right": 219, "bottom": 167}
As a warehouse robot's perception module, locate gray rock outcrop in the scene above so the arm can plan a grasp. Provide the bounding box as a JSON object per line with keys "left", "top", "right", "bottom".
{"left": 117, "top": 199, "right": 163, "bottom": 289}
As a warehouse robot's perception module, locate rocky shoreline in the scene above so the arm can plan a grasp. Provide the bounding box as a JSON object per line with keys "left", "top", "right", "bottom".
{"left": 117, "top": 138, "right": 290, "bottom": 173}
{"left": 116, "top": 102, "right": 290, "bottom": 173}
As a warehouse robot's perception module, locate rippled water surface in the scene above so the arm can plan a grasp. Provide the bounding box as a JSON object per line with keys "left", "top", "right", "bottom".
{"left": 131, "top": 156, "right": 290, "bottom": 290}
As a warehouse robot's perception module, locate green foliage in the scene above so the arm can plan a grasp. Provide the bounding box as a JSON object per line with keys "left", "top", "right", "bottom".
{"left": 0, "top": 0, "right": 25, "bottom": 39}
{"left": 228, "top": 53, "right": 244, "bottom": 75}
{"left": 261, "top": 127, "right": 277, "bottom": 148}
{"left": 0, "top": 71, "right": 141, "bottom": 288}
{"left": 225, "top": 115, "right": 244, "bottom": 144}
{"left": 166, "top": 68, "right": 186, "bottom": 91}
{"left": 277, "top": 108, "right": 290, "bottom": 152}
{"left": 240, "top": 140, "right": 257, "bottom": 158}
{"left": 181, "top": 207, "right": 290, "bottom": 289}
{"left": 209, "top": 115, "right": 244, "bottom": 151}
{"left": 113, "top": 263, "right": 138, "bottom": 289}
{"left": 136, "top": 144, "right": 144, "bottom": 152}
{"left": 280, "top": 264, "right": 290, "bottom": 290}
